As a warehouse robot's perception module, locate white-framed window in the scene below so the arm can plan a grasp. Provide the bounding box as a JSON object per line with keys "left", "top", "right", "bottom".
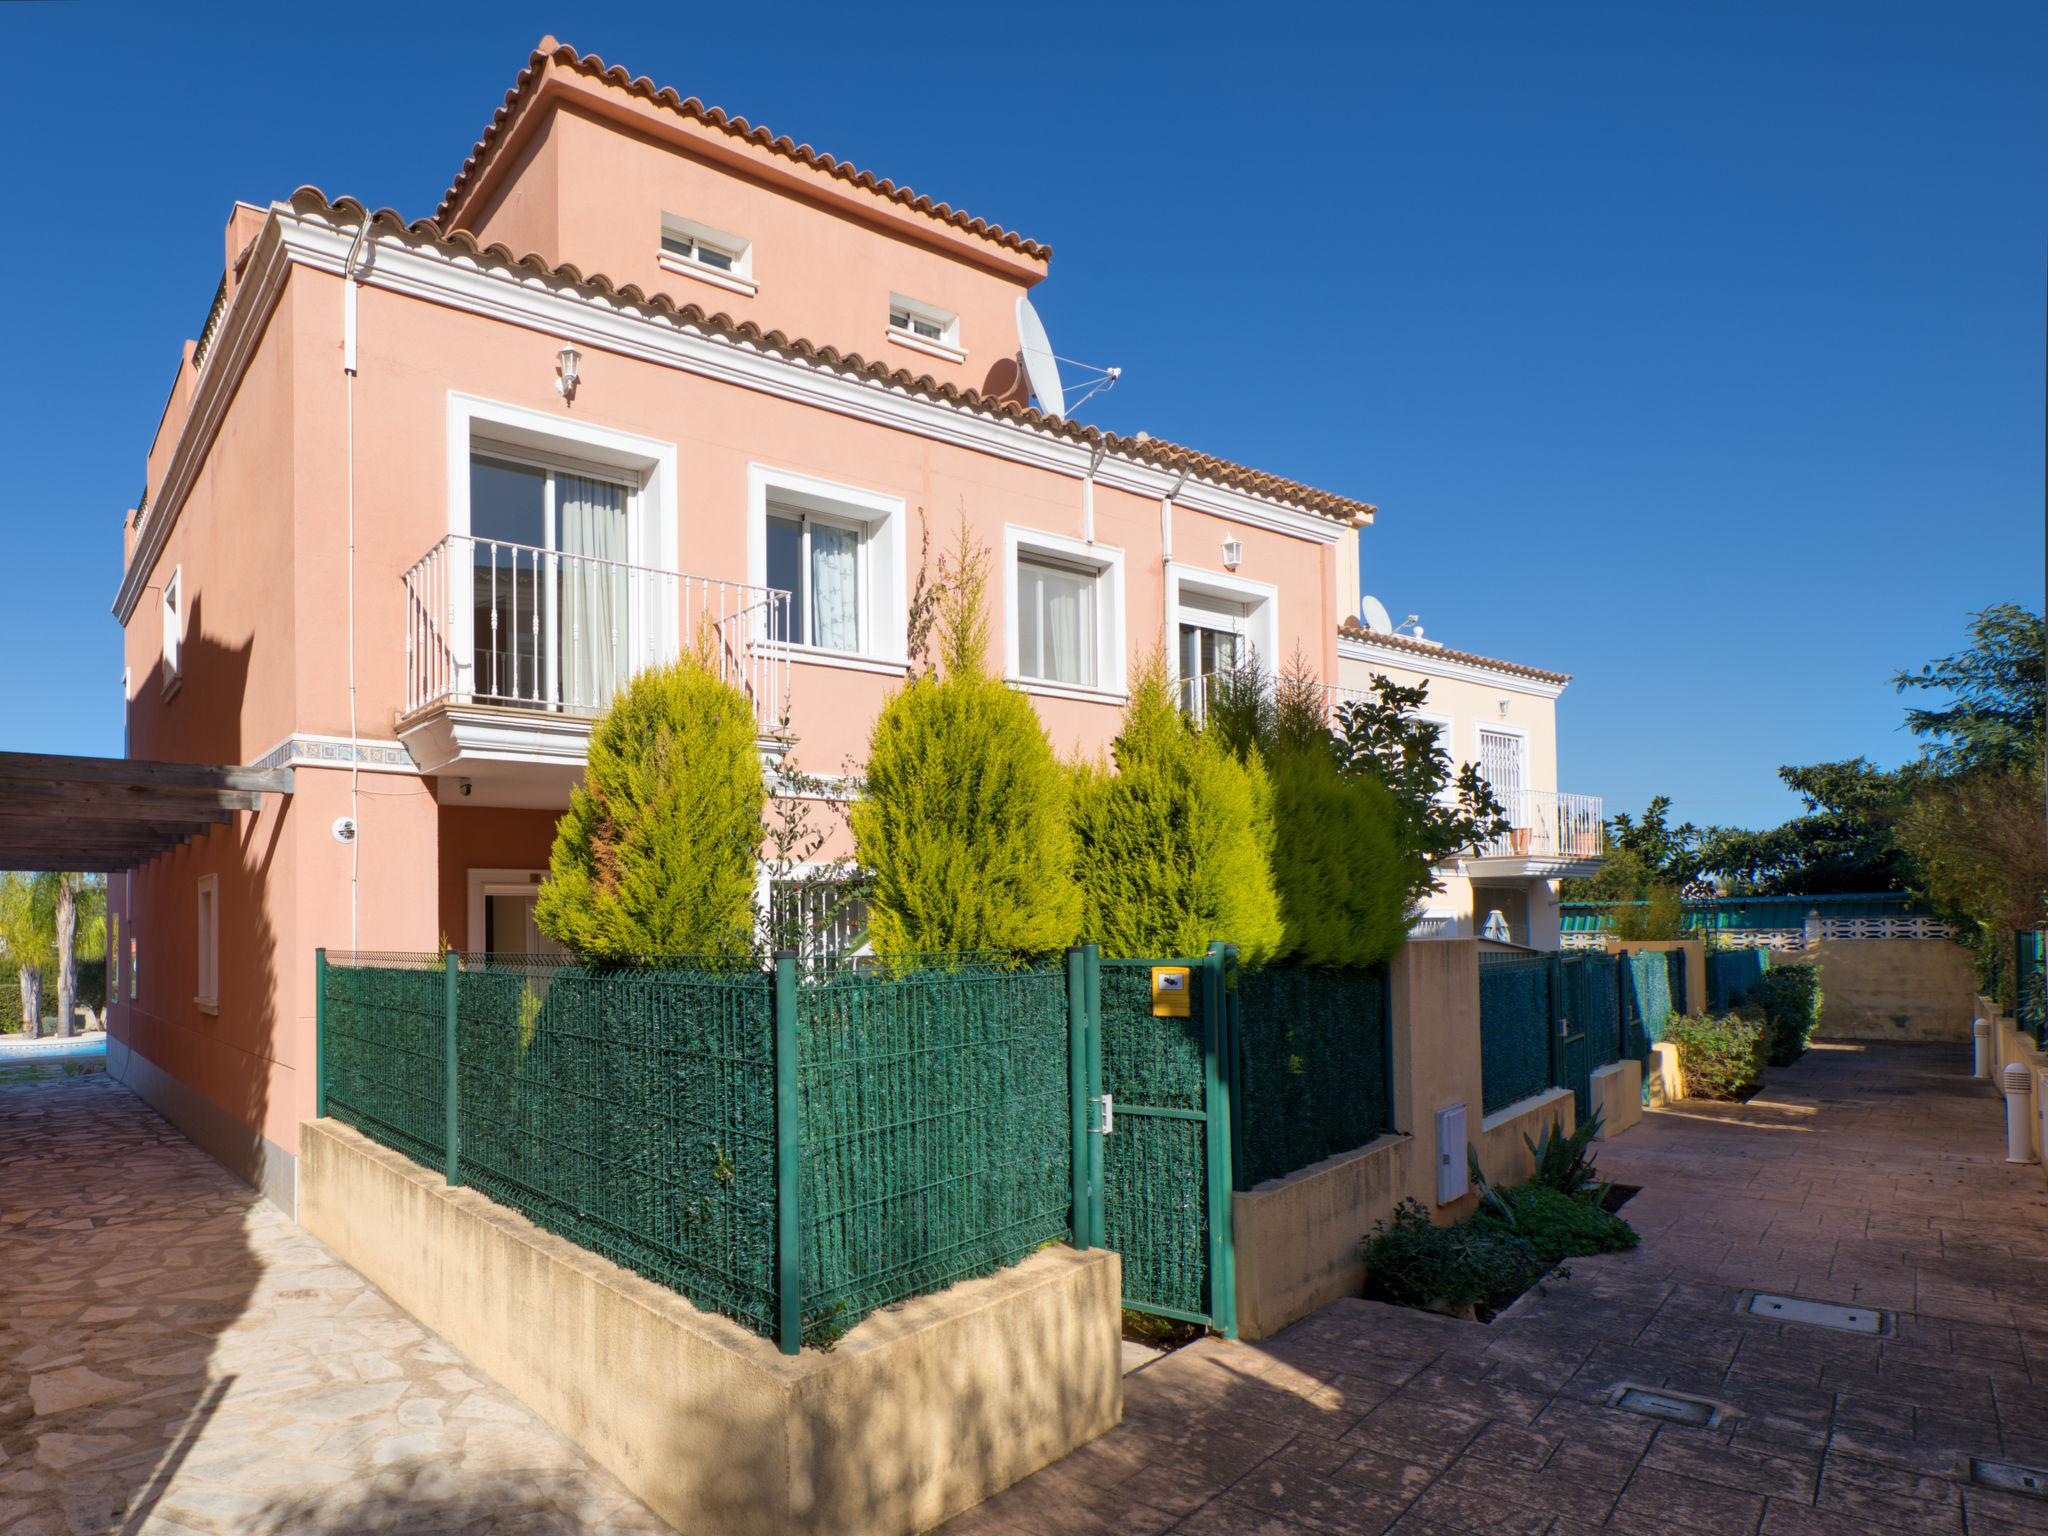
{"left": 1476, "top": 726, "right": 1531, "bottom": 827}
{"left": 1165, "top": 562, "right": 1276, "bottom": 718}
{"left": 657, "top": 213, "right": 757, "bottom": 296}
{"left": 885, "top": 294, "right": 963, "bottom": 362}
{"left": 194, "top": 874, "right": 219, "bottom": 1013}
{"left": 748, "top": 466, "right": 907, "bottom": 671}
{"left": 1003, "top": 528, "right": 1126, "bottom": 698}
{"left": 161, "top": 567, "right": 184, "bottom": 697}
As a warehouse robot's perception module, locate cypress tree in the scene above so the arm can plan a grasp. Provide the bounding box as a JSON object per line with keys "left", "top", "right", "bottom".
{"left": 850, "top": 520, "right": 1081, "bottom": 957}
{"left": 535, "top": 652, "right": 766, "bottom": 962}
{"left": 1071, "top": 659, "right": 1284, "bottom": 964}
{"left": 1267, "top": 742, "right": 1409, "bottom": 966}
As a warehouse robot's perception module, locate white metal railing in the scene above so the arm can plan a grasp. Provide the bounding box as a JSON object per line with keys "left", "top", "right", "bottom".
{"left": 1474, "top": 790, "right": 1605, "bottom": 861}
{"left": 403, "top": 535, "right": 791, "bottom": 731}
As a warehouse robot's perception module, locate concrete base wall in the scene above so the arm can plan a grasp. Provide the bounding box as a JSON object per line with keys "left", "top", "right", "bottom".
{"left": 109, "top": 1036, "right": 297, "bottom": 1214}
{"left": 1808, "top": 939, "right": 1979, "bottom": 1042}
{"left": 1646, "top": 1042, "right": 1684, "bottom": 1107}
{"left": 300, "top": 1118, "right": 1122, "bottom": 1536}
{"left": 1589, "top": 1059, "right": 1644, "bottom": 1138}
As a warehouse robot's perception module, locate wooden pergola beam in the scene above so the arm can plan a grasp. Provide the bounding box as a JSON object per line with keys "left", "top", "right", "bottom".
{"left": 0, "top": 749, "right": 294, "bottom": 872}
{"left": 0, "top": 752, "right": 292, "bottom": 796}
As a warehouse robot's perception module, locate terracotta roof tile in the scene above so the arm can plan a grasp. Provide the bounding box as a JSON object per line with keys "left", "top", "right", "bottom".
{"left": 1337, "top": 618, "right": 1570, "bottom": 684}
{"left": 436, "top": 38, "right": 1052, "bottom": 261}
{"left": 289, "top": 188, "right": 1376, "bottom": 528}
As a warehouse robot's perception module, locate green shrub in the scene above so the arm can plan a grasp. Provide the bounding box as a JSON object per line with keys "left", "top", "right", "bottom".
{"left": 1753, "top": 963, "right": 1823, "bottom": 1066}
{"left": 1666, "top": 1011, "right": 1767, "bottom": 1100}
{"left": 1608, "top": 884, "right": 1688, "bottom": 942}
{"left": 852, "top": 524, "right": 1081, "bottom": 958}
{"left": 536, "top": 652, "right": 767, "bottom": 962}
{"left": 1476, "top": 1184, "right": 1639, "bottom": 1265}
{"left": 1070, "top": 660, "right": 1281, "bottom": 964}
{"left": 1519, "top": 1111, "right": 1606, "bottom": 1200}
{"left": 1265, "top": 741, "right": 1408, "bottom": 967}
{"left": 1360, "top": 1198, "right": 1541, "bottom": 1317}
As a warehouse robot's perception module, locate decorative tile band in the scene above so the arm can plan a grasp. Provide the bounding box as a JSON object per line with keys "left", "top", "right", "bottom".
{"left": 249, "top": 734, "right": 420, "bottom": 775}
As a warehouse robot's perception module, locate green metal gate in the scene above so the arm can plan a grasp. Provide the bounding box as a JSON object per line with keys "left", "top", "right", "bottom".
{"left": 1551, "top": 954, "right": 1592, "bottom": 1124}
{"left": 1075, "top": 944, "right": 1236, "bottom": 1336}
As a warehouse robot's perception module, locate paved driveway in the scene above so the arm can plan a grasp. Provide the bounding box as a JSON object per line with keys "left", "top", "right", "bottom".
{"left": 946, "top": 1042, "right": 2048, "bottom": 1536}
{"left": 0, "top": 1072, "right": 668, "bottom": 1536}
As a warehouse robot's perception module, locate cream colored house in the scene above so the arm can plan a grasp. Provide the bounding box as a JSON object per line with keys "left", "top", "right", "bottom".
{"left": 1329, "top": 616, "right": 1601, "bottom": 949}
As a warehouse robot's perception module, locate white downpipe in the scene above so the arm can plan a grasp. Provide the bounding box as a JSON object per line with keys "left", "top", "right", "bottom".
{"left": 341, "top": 220, "right": 373, "bottom": 956}
{"left": 1972, "top": 1018, "right": 1991, "bottom": 1079}
{"left": 2002, "top": 1062, "right": 2035, "bottom": 1164}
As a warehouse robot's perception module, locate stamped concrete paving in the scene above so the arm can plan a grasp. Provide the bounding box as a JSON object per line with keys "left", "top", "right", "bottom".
{"left": 0, "top": 1072, "right": 669, "bottom": 1536}
{"left": 946, "top": 1042, "right": 2048, "bottom": 1536}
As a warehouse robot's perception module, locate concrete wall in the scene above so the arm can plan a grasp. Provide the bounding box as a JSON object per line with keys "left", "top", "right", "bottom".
{"left": 1807, "top": 939, "right": 1979, "bottom": 1042}
{"left": 1231, "top": 938, "right": 1590, "bottom": 1341}
{"left": 301, "top": 1119, "right": 1122, "bottom": 1536}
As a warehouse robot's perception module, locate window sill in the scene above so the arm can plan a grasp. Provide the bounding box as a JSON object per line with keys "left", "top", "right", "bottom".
{"left": 886, "top": 329, "right": 967, "bottom": 365}
{"left": 194, "top": 998, "right": 218, "bottom": 1016}
{"left": 656, "top": 251, "right": 759, "bottom": 298}
{"left": 1005, "top": 676, "right": 1129, "bottom": 707}
{"left": 767, "top": 643, "right": 911, "bottom": 679}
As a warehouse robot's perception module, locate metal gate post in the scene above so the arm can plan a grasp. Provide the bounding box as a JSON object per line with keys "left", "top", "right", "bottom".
{"left": 1546, "top": 951, "right": 1565, "bottom": 1088}
{"left": 1065, "top": 945, "right": 1091, "bottom": 1250}
{"left": 1083, "top": 943, "right": 1105, "bottom": 1249}
{"left": 314, "top": 948, "right": 328, "bottom": 1118}
{"left": 1201, "top": 949, "right": 1238, "bottom": 1339}
{"left": 773, "top": 950, "right": 802, "bottom": 1356}
{"left": 443, "top": 951, "right": 461, "bottom": 1188}
{"left": 1209, "top": 941, "right": 1244, "bottom": 1193}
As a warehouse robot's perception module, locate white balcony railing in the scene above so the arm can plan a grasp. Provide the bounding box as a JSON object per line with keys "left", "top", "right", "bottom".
{"left": 1475, "top": 790, "right": 1605, "bottom": 861}
{"left": 403, "top": 535, "right": 791, "bottom": 731}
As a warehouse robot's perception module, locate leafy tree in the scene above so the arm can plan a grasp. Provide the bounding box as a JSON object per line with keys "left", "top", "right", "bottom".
{"left": 1070, "top": 658, "right": 1283, "bottom": 964}
{"left": 1563, "top": 797, "right": 1708, "bottom": 904}
{"left": 1897, "top": 765, "right": 2047, "bottom": 971}
{"left": 1893, "top": 604, "right": 2045, "bottom": 774}
{"left": 536, "top": 649, "right": 767, "bottom": 962}
{"left": 851, "top": 519, "right": 1081, "bottom": 958}
{"left": 1328, "top": 674, "right": 1510, "bottom": 910}
{"left": 0, "top": 873, "right": 53, "bottom": 1038}
{"left": 1695, "top": 760, "right": 1914, "bottom": 896}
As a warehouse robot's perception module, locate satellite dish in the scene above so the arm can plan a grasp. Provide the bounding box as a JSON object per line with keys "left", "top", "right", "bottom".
{"left": 1014, "top": 297, "right": 1065, "bottom": 417}
{"left": 981, "top": 354, "right": 1030, "bottom": 408}
{"left": 1360, "top": 595, "right": 1394, "bottom": 634}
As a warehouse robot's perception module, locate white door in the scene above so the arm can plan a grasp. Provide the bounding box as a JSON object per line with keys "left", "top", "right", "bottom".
{"left": 1477, "top": 730, "right": 1529, "bottom": 827}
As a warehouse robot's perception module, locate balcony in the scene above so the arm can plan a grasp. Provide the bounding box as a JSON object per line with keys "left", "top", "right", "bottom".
{"left": 1468, "top": 790, "right": 1605, "bottom": 875}
{"left": 398, "top": 535, "right": 790, "bottom": 792}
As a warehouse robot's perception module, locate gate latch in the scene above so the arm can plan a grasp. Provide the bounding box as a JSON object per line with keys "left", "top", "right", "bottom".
{"left": 1090, "top": 1093, "right": 1115, "bottom": 1135}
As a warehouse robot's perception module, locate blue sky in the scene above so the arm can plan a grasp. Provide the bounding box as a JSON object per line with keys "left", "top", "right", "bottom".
{"left": 1, "top": 2, "right": 2040, "bottom": 828}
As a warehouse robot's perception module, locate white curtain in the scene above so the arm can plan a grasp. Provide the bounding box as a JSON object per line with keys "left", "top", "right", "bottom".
{"left": 809, "top": 523, "right": 859, "bottom": 651}
{"left": 558, "top": 476, "right": 627, "bottom": 708}
{"left": 1043, "top": 568, "right": 1089, "bottom": 685}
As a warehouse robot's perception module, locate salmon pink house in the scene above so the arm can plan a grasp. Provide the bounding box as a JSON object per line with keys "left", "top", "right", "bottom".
{"left": 102, "top": 39, "right": 1379, "bottom": 1210}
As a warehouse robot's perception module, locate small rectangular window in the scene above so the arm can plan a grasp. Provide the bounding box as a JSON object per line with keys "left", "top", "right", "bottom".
{"left": 161, "top": 567, "right": 183, "bottom": 696}
{"left": 1017, "top": 557, "right": 1098, "bottom": 688}
{"left": 195, "top": 874, "right": 219, "bottom": 1011}
{"left": 657, "top": 214, "right": 753, "bottom": 291}
{"left": 129, "top": 934, "right": 138, "bottom": 1000}
{"left": 109, "top": 913, "right": 120, "bottom": 999}
{"left": 886, "top": 295, "right": 959, "bottom": 353}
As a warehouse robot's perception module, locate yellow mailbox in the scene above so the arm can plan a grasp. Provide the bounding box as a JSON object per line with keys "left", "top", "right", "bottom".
{"left": 1151, "top": 966, "right": 1192, "bottom": 1018}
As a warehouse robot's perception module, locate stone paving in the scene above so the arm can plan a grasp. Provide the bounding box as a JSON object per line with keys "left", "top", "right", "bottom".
{"left": 945, "top": 1042, "right": 2048, "bottom": 1536}
{"left": 0, "top": 1072, "right": 669, "bottom": 1536}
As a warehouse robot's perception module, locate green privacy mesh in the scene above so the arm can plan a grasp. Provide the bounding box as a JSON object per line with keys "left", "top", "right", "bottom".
{"left": 1233, "top": 964, "right": 1391, "bottom": 1189}
{"left": 322, "top": 954, "right": 447, "bottom": 1168}
{"left": 795, "top": 961, "right": 1072, "bottom": 1345}
{"left": 454, "top": 961, "right": 781, "bottom": 1337}
{"left": 1479, "top": 956, "right": 1552, "bottom": 1114}
{"left": 1098, "top": 959, "right": 1211, "bottom": 1320}
{"left": 2018, "top": 932, "right": 2045, "bottom": 1043}
{"left": 1620, "top": 951, "right": 1676, "bottom": 1060}
{"left": 1707, "top": 949, "right": 1769, "bottom": 1012}
{"left": 1666, "top": 949, "right": 1688, "bottom": 1018}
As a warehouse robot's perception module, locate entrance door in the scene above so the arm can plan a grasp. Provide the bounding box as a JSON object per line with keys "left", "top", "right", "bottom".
{"left": 1177, "top": 591, "right": 1250, "bottom": 724}
{"left": 1089, "top": 947, "right": 1236, "bottom": 1335}
{"left": 1477, "top": 729, "right": 1529, "bottom": 833}
{"left": 470, "top": 870, "right": 569, "bottom": 959}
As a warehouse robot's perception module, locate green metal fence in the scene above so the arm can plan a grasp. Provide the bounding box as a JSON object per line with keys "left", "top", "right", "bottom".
{"left": 1707, "top": 948, "right": 1769, "bottom": 1013}
{"left": 318, "top": 949, "right": 1076, "bottom": 1353}
{"left": 1231, "top": 962, "right": 1391, "bottom": 1189}
{"left": 1619, "top": 949, "right": 1677, "bottom": 1061}
{"left": 1479, "top": 954, "right": 1552, "bottom": 1114}
{"left": 2017, "top": 931, "right": 2045, "bottom": 1045}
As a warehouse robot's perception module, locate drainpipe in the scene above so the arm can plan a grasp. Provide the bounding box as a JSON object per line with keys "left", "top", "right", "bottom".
{"left": 1972, "top": 1017, "right": 1991, "bottom": 1080}
{"left": 340, "top": 215, "right": 374, "bottom": 955}
{"left": 2001, "top": 1062, "right": 2036, "bottom": 1164}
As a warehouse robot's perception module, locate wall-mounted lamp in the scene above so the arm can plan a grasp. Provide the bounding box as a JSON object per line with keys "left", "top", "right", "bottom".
{"left": 556, "top": 344, "right": 582, "bottom": 401}
{"left": 1221, "top": 538, "right": 1243, "bottom": 571}
{"left": 1498, "top": 699, "right": 1512, "bottom": 719}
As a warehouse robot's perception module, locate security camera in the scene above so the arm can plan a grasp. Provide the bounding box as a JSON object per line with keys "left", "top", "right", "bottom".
{"left": 331, "top": 816, "right": 358, "bottom": 845}
{"left": 459, "top": 779, "right": 474, "bottom": 798}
